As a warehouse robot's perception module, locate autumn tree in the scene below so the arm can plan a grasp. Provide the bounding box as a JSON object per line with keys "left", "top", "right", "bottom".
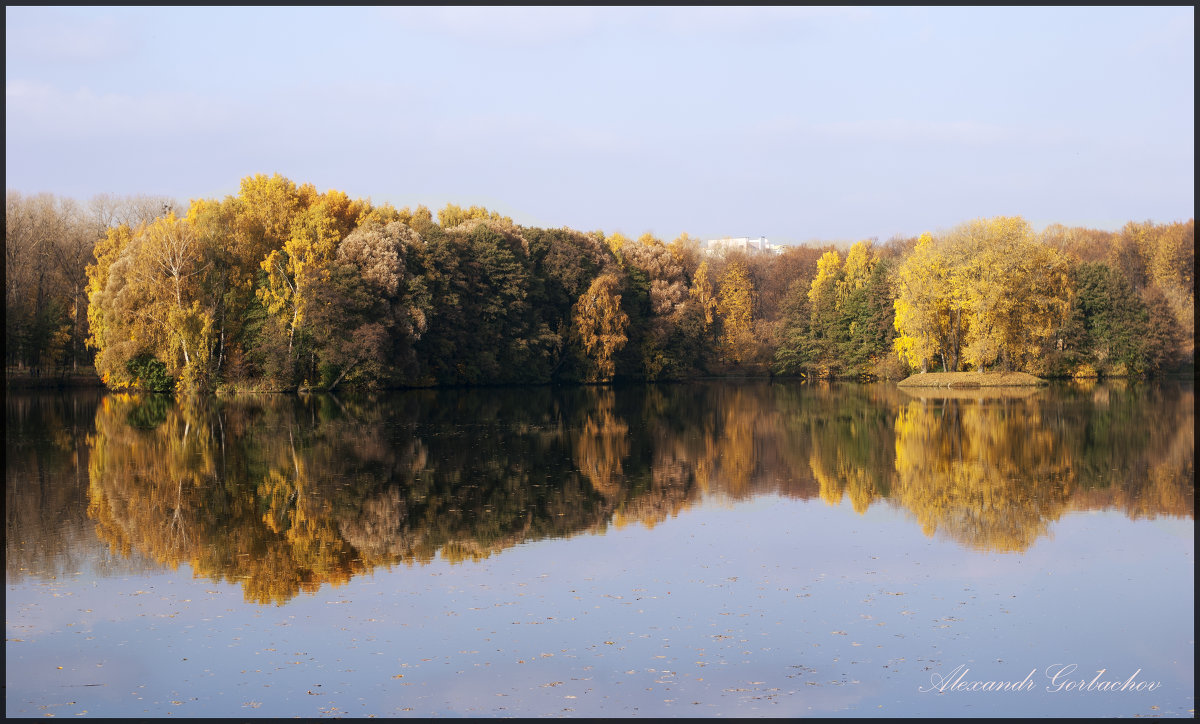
{"left": 572, "top": 273, "right": 630, "bottom": 382}
{"left": 771, "top": 245, "right": 830, "bottom": 376}
{"left": 604, "top": 231, "right": 631, "bottom": 258}
{"left": 437, "top": 203, "right": 512, "bottom": 229}
{"left": 716, "top": 259, "right": 757, "bottom": 366}
{"left": 523, "top": 226, "right": 614, "bottom": 381}
{"left": 1120, "top": 219, "right": 1194, "bottom": 364}
{"left": 944, "top": 217, "right": 1070, "bottom": 372}
{"left": 184, "top": 174, "right": 307, "bottom": 384}
{"left": 6, "top": 192, "right": 66, "bottom": 371}
{"left": 308, "top": 220, "right": 429, "bottom": 389}
{"left": 621, "top": 234, "right": 695, "bottom": 379}
{"left": 892, "top": 233, "right": 956, "bottom": 373}
{"left": 5, "top": 191, "right": 126, "bottom": 372}
{"left": 689, "top": 259, "right": 719, "bottom": 330}
{"left": 758, "top": 244, "right": 825, "bottom": 331}
{"left": 254, "top": 188, "right": 367, "bottom": 385}
{"left": 667, "top": 232, "right": 704, "bottom": 280}
{"left": 821, "top": 241, "right": 893, "bottom": 376}
{"left": 87, "top": 214, "right": 216, "bottom": 391}
{"left": 804, "top": 250, "right": 844, "bottom": 374}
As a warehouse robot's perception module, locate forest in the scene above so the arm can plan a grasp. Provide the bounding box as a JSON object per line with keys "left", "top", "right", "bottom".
{"left": 5, "top": 174, "right": 1194, "bottom": 392}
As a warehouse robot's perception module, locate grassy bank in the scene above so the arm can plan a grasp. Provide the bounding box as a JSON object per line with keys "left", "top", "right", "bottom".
{"left": 5, "top": 368, "right": 105, "bottom": 389}
{"left": 897, "top": 371, "right": 1047, "bottom": 388}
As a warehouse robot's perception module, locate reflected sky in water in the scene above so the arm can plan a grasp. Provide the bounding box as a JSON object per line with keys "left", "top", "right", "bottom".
{"left": 6, "top": 381, "right": 1194, "bottom": 717}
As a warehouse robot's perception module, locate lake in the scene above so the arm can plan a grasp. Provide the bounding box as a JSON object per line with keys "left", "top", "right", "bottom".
{"left": 5, "top": 380, "right": 1194, "bottom": 717}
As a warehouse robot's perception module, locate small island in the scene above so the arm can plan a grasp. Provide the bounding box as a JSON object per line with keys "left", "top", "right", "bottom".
{"left": 897, "top": 371, "right": 1048, "bottom": 388}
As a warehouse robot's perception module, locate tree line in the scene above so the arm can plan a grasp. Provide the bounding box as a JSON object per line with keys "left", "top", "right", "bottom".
{"left": 4, "top": 175, "right": 1193, "bottom": 391}
{"left": 5, "top": 191, "right": 179, "bottom": 374}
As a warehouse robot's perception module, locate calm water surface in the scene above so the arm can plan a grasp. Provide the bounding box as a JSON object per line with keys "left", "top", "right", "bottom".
{"left": 6, "top": 381, "right": 1194, "bottom": 717}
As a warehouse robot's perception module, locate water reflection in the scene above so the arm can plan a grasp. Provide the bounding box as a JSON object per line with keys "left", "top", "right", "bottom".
{"left": 6, "top": 381, "right": 1193, "bottom": 604}
{"left": 6, "top": 390, "right": 156, "bottom": 580}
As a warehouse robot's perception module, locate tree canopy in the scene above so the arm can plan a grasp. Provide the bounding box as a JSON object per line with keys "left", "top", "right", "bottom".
{"left": 3, "top": 177, "right": 1191, "bottom": 391}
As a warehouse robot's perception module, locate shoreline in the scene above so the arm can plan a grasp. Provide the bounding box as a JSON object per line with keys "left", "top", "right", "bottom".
{"left": 6, "top": 368, "right": 1192, "bottom": 393}
{"left": 897, "top": 371, "right": 1048, "bottom": 388}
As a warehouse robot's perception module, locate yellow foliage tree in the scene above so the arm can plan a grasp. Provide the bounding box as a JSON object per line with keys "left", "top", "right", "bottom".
{"left": 689, "top": 259, "right": 719, "bottom": 328}
{"left": 805, "top": 249, "right": 844, "bottom": 370}
{"left": 604, "top": 231, "right": 631, "bottom": 258}
{"left": 86, "top": 214, "right": 215, "bottom": 389}
{"left": 437, "top": 203, "right": 512, "bottom": 229}
{"left": 86, "top": 224, "right": 135, "bottom": 385}
{"left": 572, "top": 273, "right": 630, "bottom": 382}
{"left": 892, "top": 233, "right": 955, "bottom": 373}
{"left": 946, "top": 216, "right": 1070, "bottom": 371}
{"left": 837, "top": 240, "right": 874, "bottom": 303}
{"left": 257, "top": 190, "right": 359, "bottom": 358}
{"left": 717, "top": 259, "right": 757, "bottom": 365}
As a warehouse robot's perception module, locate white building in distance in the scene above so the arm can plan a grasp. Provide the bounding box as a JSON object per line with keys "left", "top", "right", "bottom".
{"left": 704, "top": 236, "right": 785, "bottom": 255}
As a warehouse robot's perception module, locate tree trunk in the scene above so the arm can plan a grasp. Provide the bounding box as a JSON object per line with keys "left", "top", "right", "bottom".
{"left": 328, "top": 358, "right": 359, "bottom": 391}
{"left": 951, "top": 308, "right": 962, "bottom": 371}
{"left": 72, "top": 290, "right": 80, "bottom": 371}
{"left": 288, "top": 308, "right": 297, "bottom": 354}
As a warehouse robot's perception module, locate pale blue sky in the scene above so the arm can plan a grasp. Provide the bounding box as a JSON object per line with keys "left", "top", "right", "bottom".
{"left": 5, "top": 6, "right": 1194, "bottom": 243}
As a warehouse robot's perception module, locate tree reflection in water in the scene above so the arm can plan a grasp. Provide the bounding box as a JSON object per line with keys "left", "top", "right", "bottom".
{"left": 64, "top": 382, "right": 1197, "bottom": 603}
